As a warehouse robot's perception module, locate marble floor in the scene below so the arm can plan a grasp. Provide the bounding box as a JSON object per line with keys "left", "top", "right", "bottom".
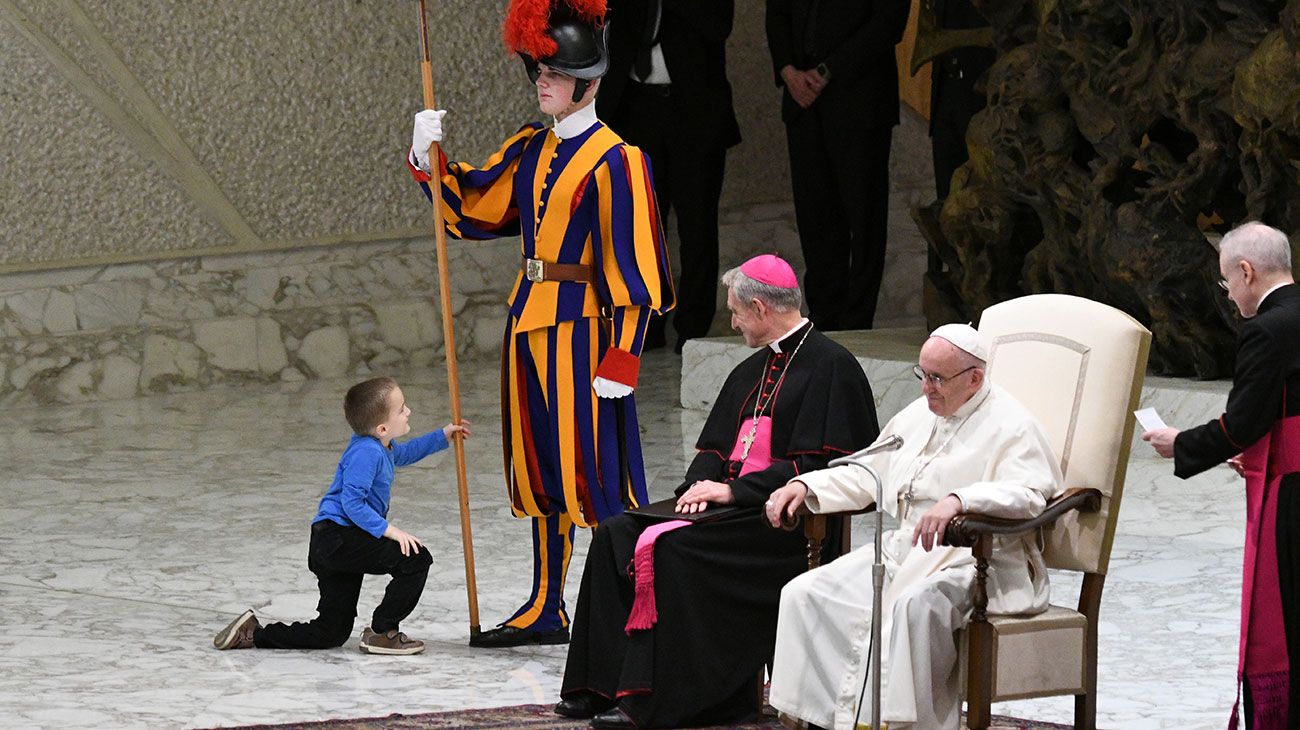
{"left": 0, "top": 346, "right": 1243, "bottom": 729}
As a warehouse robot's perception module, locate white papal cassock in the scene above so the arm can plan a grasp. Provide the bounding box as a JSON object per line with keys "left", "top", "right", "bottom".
{"left": 769, "top": 381, "right": 1064, "bottom": 730}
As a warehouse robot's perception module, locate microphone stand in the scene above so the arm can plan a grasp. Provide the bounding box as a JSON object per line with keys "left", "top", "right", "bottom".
{"left": 826, "top": 449, "right": 890, "bottom": 730}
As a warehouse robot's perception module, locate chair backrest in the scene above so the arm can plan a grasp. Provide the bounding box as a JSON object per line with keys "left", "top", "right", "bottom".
{"left": 978, "top": 294, "right": 1151, "bottom": 574}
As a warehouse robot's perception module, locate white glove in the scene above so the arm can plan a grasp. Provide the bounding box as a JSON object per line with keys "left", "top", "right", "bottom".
{"left": 411, "top": 109, "right": 446, "bottom": 171}
{"left": 592, "top": 376, "right": 634, "bottom": 398}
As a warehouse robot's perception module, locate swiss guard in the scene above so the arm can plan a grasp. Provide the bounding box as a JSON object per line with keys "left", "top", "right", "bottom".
{"left": 406, "top": 0, "right": 674, "bottom": 648}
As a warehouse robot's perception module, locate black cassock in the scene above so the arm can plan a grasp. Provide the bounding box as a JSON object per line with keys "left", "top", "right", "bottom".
{"left": 1174, "top": 284, "right": 1300, "bottom": 724}
{"left": 561, "top": 322, "right": 880, "bottom": 727}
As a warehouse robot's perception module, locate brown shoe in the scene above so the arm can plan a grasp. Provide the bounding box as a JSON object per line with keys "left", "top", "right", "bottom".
{"left": 214, "top": 609, "right": 260, "bottom": 650}
{"left": 359, "top": 626, "right": 425, "bottom": 655}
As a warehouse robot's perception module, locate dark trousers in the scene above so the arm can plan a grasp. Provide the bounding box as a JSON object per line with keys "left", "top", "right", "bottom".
{"left": 930, "top": 69, "right": 987, "bottom": 200}
{"left": 254, "top": 519, "right": 432, "bottom": 649}
{"left": 785, "top": 111, "right": 893, "bottom": 330}
{"left": 608, "top": 83, "right": 728, "bottom": 345}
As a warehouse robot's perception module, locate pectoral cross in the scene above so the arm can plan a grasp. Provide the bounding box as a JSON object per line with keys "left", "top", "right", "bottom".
{"left": 739, "top": 430, "right": 755, "bottom": 460}
{"left": 902, "top": 480, "right": 917, "bottom": 520}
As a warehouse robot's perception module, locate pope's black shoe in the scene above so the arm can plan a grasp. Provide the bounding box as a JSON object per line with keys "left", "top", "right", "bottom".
{"left": 468, "top": 624, "right": 570, "bottom": 648}
{"left": 589, "top": 705, "right": 637, "bottom": 729}
{"left": 553, "top": 693, "right": 614, "bottom": 719}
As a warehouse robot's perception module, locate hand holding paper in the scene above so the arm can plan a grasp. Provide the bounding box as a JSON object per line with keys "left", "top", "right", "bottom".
{"left": 1134, "top": 407, "right": 1168, "bottom": 431}
{"left": 1138, "top": 407, "right": 1178, "bottom": 459}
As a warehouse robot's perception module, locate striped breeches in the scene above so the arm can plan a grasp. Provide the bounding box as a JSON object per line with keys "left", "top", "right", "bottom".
{"left": 499, "top": 317, "right": 648, "bottom": 630}
{"left": 501, "top": 317, "right": 648, "bottom": 527}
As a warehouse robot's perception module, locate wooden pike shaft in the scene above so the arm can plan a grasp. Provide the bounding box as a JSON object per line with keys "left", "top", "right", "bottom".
{"left": 415, "top": 0, "right": 480, "bottom": 637}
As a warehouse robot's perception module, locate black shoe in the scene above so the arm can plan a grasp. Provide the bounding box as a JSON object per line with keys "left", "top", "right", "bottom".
{"left": 590, "top": 706, "right": 637, "bottom": 729}
{"left": 468, "top": 624, "right": 570, "bottom": 648}
{"left": 554, "top": 694, "right": 615, "bottom": 719}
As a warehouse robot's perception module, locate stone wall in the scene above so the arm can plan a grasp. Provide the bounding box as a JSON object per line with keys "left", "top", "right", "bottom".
{"left": 0, "top": 1, "right": 932, "bottom": 404}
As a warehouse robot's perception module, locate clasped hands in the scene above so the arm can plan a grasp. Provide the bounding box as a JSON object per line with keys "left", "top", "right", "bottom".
{"left": 780, "top": 65, "right": 828, "bottom": 109}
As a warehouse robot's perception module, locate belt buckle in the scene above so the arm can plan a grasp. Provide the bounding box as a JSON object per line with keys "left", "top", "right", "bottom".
{"left": 526, "top": 258, "right": 544, "bottom": 283}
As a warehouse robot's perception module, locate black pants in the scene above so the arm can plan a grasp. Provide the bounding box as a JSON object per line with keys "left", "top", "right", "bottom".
{"left": 785, "top": 111, "right": 892, "bottom": 330}
{"left": 608, "top": 82, "right": 728, "bottom": 345}
{"left": 930, "top": 67, "right": 988, "bottom": 200}
{"left": 254, "top": 520, "right": 432, "bottom": 649}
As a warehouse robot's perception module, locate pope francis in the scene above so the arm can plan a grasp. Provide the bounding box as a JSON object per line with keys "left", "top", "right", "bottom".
{"left": 764, "top": 324, "right": 1065, "bottom": 730}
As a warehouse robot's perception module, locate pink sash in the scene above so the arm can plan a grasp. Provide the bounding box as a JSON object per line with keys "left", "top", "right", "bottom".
{"left": 728, "top": 416, "right": 774, "bottom": 476}
{"left": 624, "top": 519, "right": 692, "bottom": 633}
{"left": 1231, "top": 414, "right": 1300, "bottom": 730}
{"left": 623, "top": 410, "right": 779, "bottom": 633}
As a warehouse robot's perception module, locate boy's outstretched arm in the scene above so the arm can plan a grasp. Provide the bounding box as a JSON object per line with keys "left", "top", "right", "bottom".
{"left": 392, "top": 419, "right": 469, "bottom": 467}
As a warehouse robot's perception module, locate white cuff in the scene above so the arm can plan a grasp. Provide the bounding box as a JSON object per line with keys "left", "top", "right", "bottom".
{"left": 593, "top": 376, "right": 633, "bottom": 398}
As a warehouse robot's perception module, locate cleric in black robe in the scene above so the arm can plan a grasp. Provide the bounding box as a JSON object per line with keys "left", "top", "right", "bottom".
{"left": 1143, "top": 222, "right": 1300, "bottom": 729}
{"left": 556, "top": 254, "right": 880, "bottom": 728}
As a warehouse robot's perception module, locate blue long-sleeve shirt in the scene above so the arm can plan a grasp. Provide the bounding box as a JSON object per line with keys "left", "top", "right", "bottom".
{"left": 313, "top": 430, "right": 450, "bottom": 538}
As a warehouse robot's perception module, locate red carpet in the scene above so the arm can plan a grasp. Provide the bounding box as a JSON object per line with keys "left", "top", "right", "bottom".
{"left": 215, "top": 704, "right": 1073, "bottom": 729}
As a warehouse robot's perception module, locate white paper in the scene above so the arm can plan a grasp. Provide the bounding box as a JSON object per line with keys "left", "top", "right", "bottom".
{"left": 1134, "top": 407, "right": 1168, "bottom": 432}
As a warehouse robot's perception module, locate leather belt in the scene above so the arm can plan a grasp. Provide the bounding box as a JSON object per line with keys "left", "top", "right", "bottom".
{"left": 524, "top": 257, "right": 594, "bottom": 283}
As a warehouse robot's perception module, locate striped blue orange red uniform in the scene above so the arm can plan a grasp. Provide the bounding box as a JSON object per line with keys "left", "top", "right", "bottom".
{"left": 410, "top": 121, "right": 673, "bottom": 632}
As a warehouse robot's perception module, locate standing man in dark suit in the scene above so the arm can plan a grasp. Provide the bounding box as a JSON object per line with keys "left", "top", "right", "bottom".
{"left": 766, "top": 0, "right": 909, "bottom": 331}
{"left": 1143, "top": 221, "right": 1300, "bottom": 730}
{"left": 598, "top": 0, "right": 741, "bottom": 353}
{"left": 929, "top": 0, "right": 995, "bottom": 201}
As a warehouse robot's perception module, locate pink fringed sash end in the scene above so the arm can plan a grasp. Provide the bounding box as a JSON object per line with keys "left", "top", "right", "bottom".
{"left": 624, "top": 519, "right": 691, "bottom": 634}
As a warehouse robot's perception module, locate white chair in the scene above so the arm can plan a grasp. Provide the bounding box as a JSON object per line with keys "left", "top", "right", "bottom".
{"left": 952, "top": 293, "right": 1151, "bottom": 729}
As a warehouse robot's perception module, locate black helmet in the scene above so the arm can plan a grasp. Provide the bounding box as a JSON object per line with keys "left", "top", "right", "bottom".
{"left": 505, "top": 1, "right": 608, "bottom": 102}
{"left": 524, "top": 13, "right": 608, "bottom": 80}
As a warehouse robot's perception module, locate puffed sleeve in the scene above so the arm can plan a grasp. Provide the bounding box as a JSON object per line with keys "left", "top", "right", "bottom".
{"left": 408, "top": 123, "right": 542, "bottom": 240}
{"left": 589, "top": 144, "right": 676, "bottom": 389}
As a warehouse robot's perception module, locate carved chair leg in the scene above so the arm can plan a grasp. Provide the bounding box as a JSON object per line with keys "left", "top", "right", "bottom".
{"left": 966, "top": 535, "right": 994, "bottom": 730}
{"left": 1074, "top": 692, "right": 1096, "bottom": 730}
{"left": 1075, "top": 573, "right": 1103, "bottom": 730}
{"left": 804, "top": 515, "right": 827, "bottom": 570}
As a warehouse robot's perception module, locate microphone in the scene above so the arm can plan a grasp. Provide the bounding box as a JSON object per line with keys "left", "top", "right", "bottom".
{"left": 828, "top": 434, "right": 904, "bottom": 467}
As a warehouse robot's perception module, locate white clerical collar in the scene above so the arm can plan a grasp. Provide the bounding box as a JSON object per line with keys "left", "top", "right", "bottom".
{"left": 946, "top": 379, "right": 992, "bottom": 422}
{"left": 769, "top": 318, "right": 810, "bottom": 353}
{"left": 552, "top": 102, "right": 598, "bottom": 140}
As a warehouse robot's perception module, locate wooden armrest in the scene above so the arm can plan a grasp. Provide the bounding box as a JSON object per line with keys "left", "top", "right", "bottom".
{"left": 943, "top": 487, "right": 1102, "bottom": 548}
{"left": 773, "top": 503, "right": 876, "bottom": 531}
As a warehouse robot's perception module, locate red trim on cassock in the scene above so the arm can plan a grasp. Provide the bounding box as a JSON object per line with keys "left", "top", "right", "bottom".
{"left": 595, "top": 347, "right": 640, "bottom": 388}
{"left": 1220, "top": 415, "right": 1247, "bottom": 451}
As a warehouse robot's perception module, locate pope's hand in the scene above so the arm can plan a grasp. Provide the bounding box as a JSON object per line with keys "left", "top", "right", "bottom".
{"left": 912, "top": 494, "right": 963, "bottom": 551}
{"left": 765, "top": 481, "right": 808, "bottom": 528}
{"left": 411, "top": 109, "right": 446, "bottom": 170}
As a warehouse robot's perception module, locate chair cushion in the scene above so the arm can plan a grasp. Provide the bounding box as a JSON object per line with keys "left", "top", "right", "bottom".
{"left": 959, "top": 605, "right": 1088, "bottom": 700}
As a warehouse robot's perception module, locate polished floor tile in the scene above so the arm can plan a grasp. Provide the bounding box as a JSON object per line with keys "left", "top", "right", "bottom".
{"left": 0, "top": 348, "right": 1243, "bottom": 728}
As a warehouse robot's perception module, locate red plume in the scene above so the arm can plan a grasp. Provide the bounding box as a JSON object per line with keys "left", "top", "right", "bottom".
{"left": 503, "top": 0, "right": 557, "bottom": 58}
{"left": 503, "top": 0, "right": 607, "bottom": 57}
{"left": 562, "top": 0, "right": 607, "bottom": 22}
